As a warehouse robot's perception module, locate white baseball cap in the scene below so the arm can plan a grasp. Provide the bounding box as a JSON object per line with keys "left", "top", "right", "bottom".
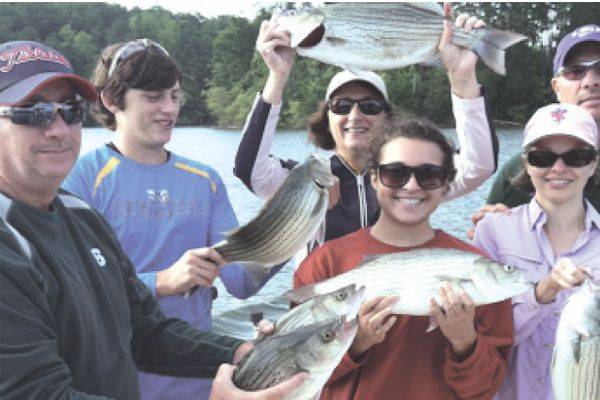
{"left": 325, "top": 69, "right": 388, "bottom": 101}
{"left": 523, "top": 103, "right": 598, "bottom": 149}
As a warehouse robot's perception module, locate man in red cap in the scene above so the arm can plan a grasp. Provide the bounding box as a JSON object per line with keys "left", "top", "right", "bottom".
{"left": 0, "top": 41, "right": 304, "bottom": 400}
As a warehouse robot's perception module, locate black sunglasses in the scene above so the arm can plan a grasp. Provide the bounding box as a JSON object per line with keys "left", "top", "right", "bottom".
{"left": 0, "top": 100, "right": 84, "bottom": 126}
{"left": 557, "top": 59, "right": 600, "bottom": 81}
{"left": 375, "top": 162, "right": 452, "bottom": 190}
{"left": 525, "top": 149, "right": 598, "bottom": 168}
{"left": 327, "top": 98, "right": 387, "bottom": 116}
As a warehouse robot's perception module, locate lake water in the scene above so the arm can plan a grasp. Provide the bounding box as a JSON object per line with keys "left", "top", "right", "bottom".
{"left": 81, "top": 126, "right": 522, "bottom": 339}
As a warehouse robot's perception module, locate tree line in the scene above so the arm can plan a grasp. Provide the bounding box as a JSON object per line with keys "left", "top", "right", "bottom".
{"left": 1, "top": 2, "right": 598, "bottom": 128}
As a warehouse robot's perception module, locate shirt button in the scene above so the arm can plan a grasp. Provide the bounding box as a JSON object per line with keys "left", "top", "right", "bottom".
{"left": 545, "top": 343, "right": 552, "bottom": 350}
{"left": 538, "top": 377, "right": 544, "bottom": 384}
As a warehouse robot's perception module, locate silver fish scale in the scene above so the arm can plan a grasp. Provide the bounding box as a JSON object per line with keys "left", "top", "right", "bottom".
{"left": 565, "top": 339, "right": 600, "bottom": 400}
{"left": 216, "top": 168, "right": 327, "bottom": 264}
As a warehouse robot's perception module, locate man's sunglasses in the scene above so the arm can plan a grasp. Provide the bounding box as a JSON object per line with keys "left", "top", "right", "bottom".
{"left": 327, "top": 98, "right": 387, "bottom": 115}
{"left": 108, "top": 38, "right": 170, "bottom": 77}
{"left": 557, "top": 59, "right": 600, "bottom": 81}
{"left": 525, "top": 149, "right": 598, "bottom": 168}
{"left": 375, "top": 162, "right": 453, "bottom": 190}
{"left": 0, "top": 100, "right": 84, "bottom": 126}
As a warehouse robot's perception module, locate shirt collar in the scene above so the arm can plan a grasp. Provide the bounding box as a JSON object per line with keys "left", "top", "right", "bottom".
{"left": 527, "top": 197, "right": 600, "bottom": 233}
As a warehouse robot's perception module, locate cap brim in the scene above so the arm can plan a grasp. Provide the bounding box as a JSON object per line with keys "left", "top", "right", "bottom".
{"left": 0, "top": 72, "right": 97, "bottom": 106}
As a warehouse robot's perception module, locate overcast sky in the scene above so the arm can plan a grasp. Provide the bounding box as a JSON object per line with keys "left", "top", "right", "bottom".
{"left": 110, "top": 0, "right": 278, "bottom": 19}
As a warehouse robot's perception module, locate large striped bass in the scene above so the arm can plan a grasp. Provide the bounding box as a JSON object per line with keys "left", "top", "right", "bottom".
{"left": 285, "top": 248, "right": 533, "bottom": 315}
{"left": 277, "top": 2, "right": 526, "bottom": 75}
{"left": 551, "top": 279, "right": 600, "bottom": 400}
{"left": 214, "top": 154, "right": 333, "bottom": 284}
{"left": 233, "top": 316, "right": 357, "bottom": 400}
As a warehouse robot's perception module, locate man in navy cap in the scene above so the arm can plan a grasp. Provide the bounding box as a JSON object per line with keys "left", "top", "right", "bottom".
{"left": 0, "top": 40, "right": 304, "bottom": 400}
{"left": 469, "top": 24, "right": 600, "bottom": 233}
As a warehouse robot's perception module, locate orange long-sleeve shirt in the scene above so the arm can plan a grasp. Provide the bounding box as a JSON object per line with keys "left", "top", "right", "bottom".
{"left": 293, "top": 228, "right": 514, "bottom": 400}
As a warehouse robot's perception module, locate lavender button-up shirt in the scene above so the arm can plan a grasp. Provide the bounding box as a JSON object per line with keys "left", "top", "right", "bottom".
{"left": 472, "top": 199, "right": 600, "bottom": 400}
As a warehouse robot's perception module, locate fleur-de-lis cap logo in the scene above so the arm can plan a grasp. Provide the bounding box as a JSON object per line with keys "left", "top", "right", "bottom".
{"left": 550, "top": 107, "right": 567, "bottom": 124}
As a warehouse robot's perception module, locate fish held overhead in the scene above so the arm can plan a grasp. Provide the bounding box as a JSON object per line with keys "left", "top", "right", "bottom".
{"left": 277, "top": 2, "right": 527, "bottom": 75}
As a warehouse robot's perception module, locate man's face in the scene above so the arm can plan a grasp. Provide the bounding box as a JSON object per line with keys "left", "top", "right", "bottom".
{"left": 0, "top": 80, "right": 82, "bottom": 195}
{"left": 552, "top": 42, "right": 600, "bottom": 122}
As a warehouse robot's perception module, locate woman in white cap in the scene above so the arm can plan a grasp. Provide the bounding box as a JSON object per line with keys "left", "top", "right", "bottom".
{"left": 234, "top": 6, "right": 497, "bottom": 255}
{"left": 472, "top": 103, "right": 600, "bottom": 400}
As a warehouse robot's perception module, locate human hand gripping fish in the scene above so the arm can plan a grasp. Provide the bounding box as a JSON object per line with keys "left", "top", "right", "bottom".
{"left": 156, "top": 247, "right": 225, "bottom": 298}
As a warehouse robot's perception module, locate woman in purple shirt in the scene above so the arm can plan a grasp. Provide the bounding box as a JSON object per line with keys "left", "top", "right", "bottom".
{"left": 472, "top": 103, "right": 599, "bottom": 400}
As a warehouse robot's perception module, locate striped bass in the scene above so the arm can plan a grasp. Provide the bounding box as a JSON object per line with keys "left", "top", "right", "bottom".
{"left": 272, "top": 284, "right": 365, "bottom": 336}
{"left": 285, "top": 248, "right": 533, "bottom": 315}
{"left": 551, "top": 278, "right": 600, "bottom": 400}
{"left": 233, "top": 316, "right": 357, "bottom": 400}
{"left": 214, "top": 154, "right": 333, "bottom": 284}
{"left": 277, "top": 2, "right": 526, "bottom": 75}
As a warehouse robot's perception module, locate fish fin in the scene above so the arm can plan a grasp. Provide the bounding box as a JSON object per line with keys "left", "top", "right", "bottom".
{"left": 404, "top": 2, "right": 444, "bottom": 17}
{"left": 283, "top": 284, "right": 319, "bottom": 305}
{"left": 425, "top": 317, "right": 439, "bottom": 333}
{"left": 358, "top": 253, "right": 384, "bottom": 266}
{"left": 243, "top": 263, "right": 273, "bottom": 287}
{"left": 435, "top": 274, "right": 471, "bottom": 285}
{"left": 469, "top": 29, "right": 527, "bottom": 75}
{"left": 325, "top": 35, "right": 349, "bottom": 46}
{"left": 573, "top": 334, "right": 582, "bottom": 363}
{"left": 419, "top": 53, "right": 444, "bottom": 69}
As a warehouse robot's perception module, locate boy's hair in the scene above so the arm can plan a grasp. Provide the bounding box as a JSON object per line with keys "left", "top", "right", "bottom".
{"left": 90, "top": 42, "right": 181, "bottom": 130}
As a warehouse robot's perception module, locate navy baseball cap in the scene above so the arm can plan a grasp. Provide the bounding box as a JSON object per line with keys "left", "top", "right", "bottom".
{"left": 553, "top": 24, "right": 600, "bottom": 76}
{"left": 0, "top": 40, "right": 96, "bottom": 106}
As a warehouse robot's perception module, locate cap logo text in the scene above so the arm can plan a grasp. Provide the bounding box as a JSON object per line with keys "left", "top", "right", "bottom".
{"left": 0, "top": 45, "right": 71, "bottom": 73}
{"left": 550, "top": 107, "right": 567, "bottom": 123}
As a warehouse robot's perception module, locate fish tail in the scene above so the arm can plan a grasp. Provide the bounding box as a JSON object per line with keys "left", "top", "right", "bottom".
{"left": 468, "top": 29, "right": 526, "bottom": 75}
{"left": 283, "top": 284, "right": 319, "bottom": 305}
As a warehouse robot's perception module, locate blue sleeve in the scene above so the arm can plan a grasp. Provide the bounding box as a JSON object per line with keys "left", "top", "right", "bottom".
{"left": 137, "top": 271, "right": 157, "bottom": 297}
{"left": 61, "top": 159, "right": 94, "bottom": 205}
{"left": 208, "top": 172, "right": 280, "bottom": 299}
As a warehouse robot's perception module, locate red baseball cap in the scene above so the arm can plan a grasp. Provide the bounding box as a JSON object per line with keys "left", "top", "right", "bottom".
{"left": 0, "top": 40, "right": 96, "bottom": 106}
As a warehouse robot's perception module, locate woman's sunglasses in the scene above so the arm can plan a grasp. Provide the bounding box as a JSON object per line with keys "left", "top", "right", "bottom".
{"left": 327, "top": 98, "right": 387, "bottom": 115}
{"left": 0, "top": 100, "right": 84, "bottom": 126}
{"left": 557, "top": 59, "right": 600, "bottom": 81}
{"left": 525, "top": 149, "right": 598, "bottom": 168}
{"left": 375, "top": 162, "right": 452, "bottom": 190}
{"left": 108, "top": 38, "right": 170, "bottom": 77}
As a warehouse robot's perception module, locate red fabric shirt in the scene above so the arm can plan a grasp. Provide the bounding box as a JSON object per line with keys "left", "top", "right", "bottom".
{"left": 293, "top": 228, "right": 514, "bottom": 400}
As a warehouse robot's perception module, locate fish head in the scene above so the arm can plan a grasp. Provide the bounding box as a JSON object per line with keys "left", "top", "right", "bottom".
{"left": 471, "top": 257, "right": 533, "bottom": 301}
{"left": 318, "top": 284, "right": 366, "bottom": 321}
{"left": 277, "top": 7, "right": 325, "bottom": 48}
{"left": 307, "top": 153, "right": 335, "bottom": 189}
{"left": 299, "top": 316, "right": 358, "bottom": 366}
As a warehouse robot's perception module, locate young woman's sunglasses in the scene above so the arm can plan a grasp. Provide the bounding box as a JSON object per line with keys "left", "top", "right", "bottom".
{"left": 557, "top": 59, "right": 600, "bottom": 81}
{"left": 327, "top": 98, "right": 387, "bottom": 115}
{"left": 108, "top": 38, "right": 170, "bottom": 77}
{"left": 376, "top": 162, "right": 452, "bottom": 190}
{"left": 525, "top": 149, "right": 598, "bottom": 168}
{"left": 0, "top": 100, "right": 84, "bottom": 126}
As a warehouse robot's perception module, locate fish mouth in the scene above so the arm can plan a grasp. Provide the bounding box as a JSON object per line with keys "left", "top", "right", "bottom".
{"left": 297, "top": 24, "right": 325, "bottom": 48}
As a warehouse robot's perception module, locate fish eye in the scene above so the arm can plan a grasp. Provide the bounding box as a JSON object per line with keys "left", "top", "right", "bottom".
{"left": 336, "top": 291, "right": 348, "bottom": 301}
{"left": 503, "top": 264, "right": 514, "bottom": 273}
{"left": 321, "top": 330, "right": 334, "bottom": 343}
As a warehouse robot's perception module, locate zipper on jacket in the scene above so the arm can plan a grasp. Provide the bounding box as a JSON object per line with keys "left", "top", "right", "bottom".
{"left": 336, "top": 155, "right": 370, "bottom": 229}
{"left": 356, "top": 175, "right": 368, "bottom": 228}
